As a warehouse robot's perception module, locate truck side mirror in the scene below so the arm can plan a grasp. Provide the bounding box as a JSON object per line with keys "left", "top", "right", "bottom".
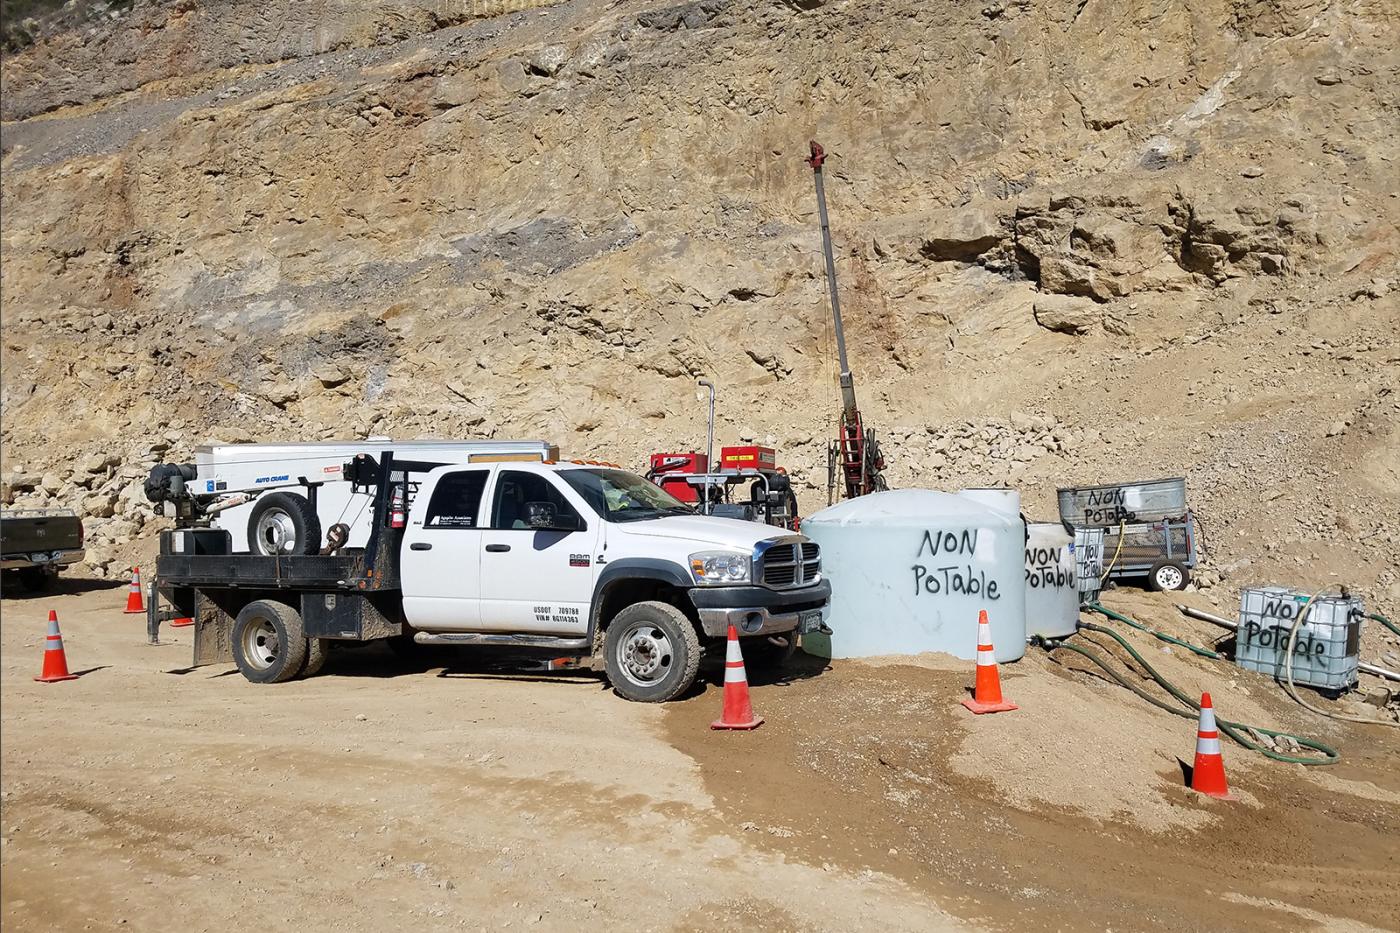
{"left": 525, "top": 502, "right": 581, "bottom": 532}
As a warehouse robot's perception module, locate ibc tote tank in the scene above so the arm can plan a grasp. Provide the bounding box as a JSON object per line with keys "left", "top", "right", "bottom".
{"left": 1024, "top": 522, "right": 1079, "bottom": 638}
{"left": 802, "top": 490, "right": 1027, "bottom": 662}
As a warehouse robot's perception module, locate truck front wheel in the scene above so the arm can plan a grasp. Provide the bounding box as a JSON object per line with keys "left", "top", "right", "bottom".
{"left": 604, "top": 601, "right": 701, "bottom": 703}
{"left": 232, "top": 599, "right": 308, "bottom": 683}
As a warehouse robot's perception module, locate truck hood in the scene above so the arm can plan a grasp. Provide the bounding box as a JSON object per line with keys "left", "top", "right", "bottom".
{"left": 616, "top": 514, "right": 791, "bottom": 549}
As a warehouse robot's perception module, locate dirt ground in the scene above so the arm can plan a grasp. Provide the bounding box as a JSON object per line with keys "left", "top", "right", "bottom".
{"left": 2, "top": 582, "right": 1398, "bottom": 932}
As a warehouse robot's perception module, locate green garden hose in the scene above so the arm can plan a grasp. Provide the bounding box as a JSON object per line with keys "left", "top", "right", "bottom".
{"left": 1086, "top": 601, "right": 1221, "bottom": 660}
{"left": 1039, "top": 622, "right": 1340, "bottom": 765}
{"left": 1369, "top": 611, "right": 1400, "bottom": 639}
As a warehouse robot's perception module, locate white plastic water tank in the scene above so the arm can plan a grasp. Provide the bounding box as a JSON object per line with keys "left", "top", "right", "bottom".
{"left": 1025, "top": 522, "right": 1079, "bottom": 638}
{"left": 802, "top": 489, "right": 1027, "bottom": 662}
{"left": 958, "top": 487, "right": 1022, "bottom": 516}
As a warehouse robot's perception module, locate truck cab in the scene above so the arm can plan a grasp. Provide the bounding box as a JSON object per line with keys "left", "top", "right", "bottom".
{"left": 154, "top": 457, "right": 830, "bottom": 702}
{"left": 400, "top": 460, "right": 828, "bottom": 700}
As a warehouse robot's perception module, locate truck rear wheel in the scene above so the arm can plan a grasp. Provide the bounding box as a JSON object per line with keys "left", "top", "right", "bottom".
{"left": 300, "top": 637, "right": 329, "bottom": 678}
{"left": 248, "top": 492, "right": 322, "bottom": 556}
{"left": 18, "top": 567, "right": 54, "bottom": 591}
{"left": 604, "top": 601, "right": 701, "bottom": 703}
{"left": 232, "top": 599, "right": 308, "bottom": 683}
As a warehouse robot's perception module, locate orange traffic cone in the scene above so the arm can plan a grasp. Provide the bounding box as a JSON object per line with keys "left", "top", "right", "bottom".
{"left": 1191, "top": 693, "right": 1232, "bottom": 799}
{"left": 124, "top": 567, "right": 146, "bottom": 614}
{"left": 961, "top": 610, "right": 1018, "bottom": 714}
{"left": 170, "top": 616, "right": 194, "bottom": 628}
{"left": 711, "top": 625, "right": 764, "bottom": 730}
{"left": 34, "top": 610, "right": 79, "bottom": 683}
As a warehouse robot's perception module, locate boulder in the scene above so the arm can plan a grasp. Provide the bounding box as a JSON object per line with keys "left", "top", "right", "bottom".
{"left": 1033, "top": 295, "right": 1100, "bottom": 335}
{"left": 920, "top": 201, "right": 1007, "bottom": 262}
{"left": 525, "top": 45, "right": 568, "bottom": 78}
{"left": 83, "top": 491, "right": 118, "bottom": 518}
{"left": 84, "top": 452, "right": 120, "bottom": 474}
{"left": 312, "top": 363, "right": 350, "bottom": 388}
{"left": 1037, "top": 256, "right": 1103, "bottom": 299}
{"left": 5, "top": 472, "right": 41, "bottom": 491}
{"left": 262, "top": 382, "right": 299, "bottom": 407}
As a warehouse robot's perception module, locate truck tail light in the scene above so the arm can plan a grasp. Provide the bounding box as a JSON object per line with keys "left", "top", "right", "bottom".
{"left": 390, "top": 487, "right": 406, "bottom": 529}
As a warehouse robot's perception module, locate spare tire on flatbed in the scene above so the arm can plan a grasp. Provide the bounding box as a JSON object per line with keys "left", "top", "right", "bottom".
{"left": 247, "top": 492, "right": 321, "bottom": 556}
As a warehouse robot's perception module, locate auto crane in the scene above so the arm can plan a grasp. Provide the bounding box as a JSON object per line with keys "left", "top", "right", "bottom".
{"left": 805, "top": 140, "right": 888, "bottom": 504}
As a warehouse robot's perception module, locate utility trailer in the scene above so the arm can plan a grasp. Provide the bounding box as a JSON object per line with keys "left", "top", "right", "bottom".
{"left": 146, "top": 438, "right": 557, "bottom": 556}
{"left": 1058, "top": 479, "right": 1197, "bottom": 591}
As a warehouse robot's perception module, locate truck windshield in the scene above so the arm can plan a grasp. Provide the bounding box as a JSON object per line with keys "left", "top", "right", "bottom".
{"left": 560, "top": 469, "right": 692, "bottom": 523}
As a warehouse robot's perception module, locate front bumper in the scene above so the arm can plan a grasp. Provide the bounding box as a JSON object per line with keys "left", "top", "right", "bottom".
{"left": 689, "top": 579, "right": 831, "bottom": 637}
{"left": 1, "top": 548, "right": 84, "bottom": 570}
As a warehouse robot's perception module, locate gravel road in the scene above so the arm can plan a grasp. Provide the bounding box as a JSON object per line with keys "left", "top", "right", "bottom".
{"left": 3, "top": 581, "right": 1397, "bottom": 931}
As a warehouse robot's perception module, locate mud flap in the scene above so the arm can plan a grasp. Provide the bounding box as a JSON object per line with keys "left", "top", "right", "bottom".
{"left": 192, "top": 592, "right": 235, "bottom": 665}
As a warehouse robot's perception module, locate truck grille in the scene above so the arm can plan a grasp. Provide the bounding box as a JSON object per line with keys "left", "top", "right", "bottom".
{"left": 760, "top": 541, "right": 821, "bottom": 589}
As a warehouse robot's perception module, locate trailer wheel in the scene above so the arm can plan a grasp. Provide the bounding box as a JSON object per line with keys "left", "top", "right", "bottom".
{"left": 1148, "top": 561, "right": 1190, "bottom": 592}
{"left": 300, "top": 637, "right": 329, "bottom": 678}
{"left": 231, "top": 600, "right": 308, "bottom": 683}
{"left": 603, "top": 601, "right": 701, "bottom": 703}
{"left": 248, "top": 492, "right": 322, "bottom": 556}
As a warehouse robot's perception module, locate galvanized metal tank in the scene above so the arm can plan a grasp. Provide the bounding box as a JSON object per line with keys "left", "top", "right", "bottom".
{"left": 1057, "top": 477, "right": 1188, "bottom": 527}
{"left": 1024, "top": 522, "right": 1078, "bottom": 638}
{"left": 802, "top": 489, "right": 1026, "bottom": 662}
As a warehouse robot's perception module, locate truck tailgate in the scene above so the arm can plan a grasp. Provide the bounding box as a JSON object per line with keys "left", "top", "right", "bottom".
{"left": 0, "top": 512, "right": 83, "bottom": 555}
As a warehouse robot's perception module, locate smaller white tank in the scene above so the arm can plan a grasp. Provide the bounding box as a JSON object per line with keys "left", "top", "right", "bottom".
{"left": 958, "top": 487, "right": 1022, "bottom": 517}
{"left": 1025, "top": 522, "right": 1079, "bottom": 638}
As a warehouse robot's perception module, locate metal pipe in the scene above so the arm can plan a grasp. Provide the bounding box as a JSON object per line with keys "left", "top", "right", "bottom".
{"left": 1360, "top": 661, "right": 1400, "bottom": 683}
{"left": 1175, "top": 603, "right": 1239, "bottom": 630}
{"left": 697, "top": 378, "right": 715, "bottom": 515}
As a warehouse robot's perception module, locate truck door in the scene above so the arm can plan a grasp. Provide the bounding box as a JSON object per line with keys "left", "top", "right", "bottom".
{"left": 478, "top": 469, "right": 601, "bottom": 634}
{"left": 399, "top": 467, "right": 492, "bottom": 631}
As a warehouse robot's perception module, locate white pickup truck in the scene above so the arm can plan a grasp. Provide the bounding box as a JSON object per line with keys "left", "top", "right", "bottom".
{"left": 152, "top": 453, "right": 830, "bottom": 702}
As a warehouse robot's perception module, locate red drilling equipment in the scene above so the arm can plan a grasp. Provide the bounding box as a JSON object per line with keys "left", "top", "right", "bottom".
{"left": 805, "top": 140, "right": 887, "bottom": 504}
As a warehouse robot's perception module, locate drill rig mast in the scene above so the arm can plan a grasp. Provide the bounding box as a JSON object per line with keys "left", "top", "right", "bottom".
{"left": 805, "top": 140, "right": 887, "bottom": 504}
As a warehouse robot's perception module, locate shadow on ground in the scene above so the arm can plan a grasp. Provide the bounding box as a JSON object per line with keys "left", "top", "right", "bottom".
{"left": 1, "top": 575, "right": 126, "bottom": 601}
{"left": 305, "top": 638, "right": 832, "bottom": 700}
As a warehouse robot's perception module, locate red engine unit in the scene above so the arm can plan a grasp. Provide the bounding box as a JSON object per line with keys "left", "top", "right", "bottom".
{"left": 649, "top": 452, "right": 708, "bottom": 502}
{"left": 719, "top": 445, "right": 776, "bottom": 471}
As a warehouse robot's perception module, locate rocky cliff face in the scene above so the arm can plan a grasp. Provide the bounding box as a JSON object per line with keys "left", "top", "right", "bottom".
{"left": 2, "top": 0, "right": 1397, "bottom": 599}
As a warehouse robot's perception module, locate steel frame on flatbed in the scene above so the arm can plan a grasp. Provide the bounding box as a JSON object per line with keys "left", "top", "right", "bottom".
{"left": 149, "top": 452, "right": 446, "bottom": 653}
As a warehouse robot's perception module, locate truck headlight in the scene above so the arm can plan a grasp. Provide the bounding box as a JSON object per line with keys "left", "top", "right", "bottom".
{"left": 689, "top": 551, "right": 751, "bottom": 585}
